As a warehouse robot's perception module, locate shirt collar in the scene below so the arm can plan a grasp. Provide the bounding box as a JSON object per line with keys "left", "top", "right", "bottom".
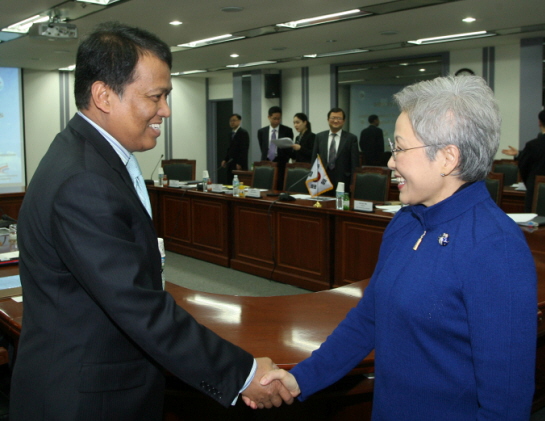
{"left": 77, "top": 111, "right": 131, "bottom": 165}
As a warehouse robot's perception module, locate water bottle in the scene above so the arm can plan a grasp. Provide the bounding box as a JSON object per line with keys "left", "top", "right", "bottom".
{"left": 336, "top": 182, "right": 345, "bottom": 210}
{"left": 202, "top": 170, "right": 209, "bottom": 192}
{"left": 233, "top": 175, "right": 240, "bottom": 197}
{"left": 8, "top": 224, "right": 18, "bottom": 252}
{"left": 158, "top": 167, "right": 164, "bottom": 186}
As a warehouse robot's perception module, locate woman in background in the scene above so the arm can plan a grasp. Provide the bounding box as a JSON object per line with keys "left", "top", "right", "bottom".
{"left": 261, "top": 76, "right": 537, "bottom": 420}
{"left": 290, "top": 113, "right": 315, "bottom": 163}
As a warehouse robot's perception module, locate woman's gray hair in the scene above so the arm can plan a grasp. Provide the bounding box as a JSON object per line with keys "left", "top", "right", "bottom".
{"left": 393, "top": 75, "right": 501, "bottom": 182}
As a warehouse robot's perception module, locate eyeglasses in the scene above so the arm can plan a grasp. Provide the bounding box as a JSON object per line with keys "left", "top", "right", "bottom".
{"left": 388, "top": 138, "right": 431, "bottom": 160}
{"left": 328, "top": 117, "right": 344, "bottom": 121}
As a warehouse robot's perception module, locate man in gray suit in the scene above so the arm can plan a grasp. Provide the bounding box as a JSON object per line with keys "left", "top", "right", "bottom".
{"left": 311, "top": 107, "right": 359, "bottom": 192}
{"left": 10, "top": 22, "right": 292, "bottom": 421}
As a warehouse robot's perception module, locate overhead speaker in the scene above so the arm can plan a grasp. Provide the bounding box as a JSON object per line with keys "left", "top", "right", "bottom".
{"left": 264, "top": 74, "right": 281, "bottom": 99}
{"left": 29, "top": 22, "right": 78, "bottom": 40}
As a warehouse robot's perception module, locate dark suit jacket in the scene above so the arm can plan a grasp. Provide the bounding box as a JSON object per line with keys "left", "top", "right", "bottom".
{"left": 224, "top": 127, "right": 250, "bottom": 181}
{"left": 359, "top": 124, "right": 384, "bottom": 166}
{"left": 311, "top": 130, "right": 359, "bottom": 192}
{"left": 518, "top": 133, "right": 545, "bottom": 212}
{"left": 289, "top": 130, "right": 316, "bottom": 163}
{"left": 10, "top": 114, "right": 253, "bottom": 421}
{"left": 257, "top": 124, "right": 294, "bottom": 164}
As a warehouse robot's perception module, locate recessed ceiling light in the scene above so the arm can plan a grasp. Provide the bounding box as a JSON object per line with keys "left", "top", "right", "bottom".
{"left": 463, "top": 17, "right": 476, "bottom": 23}
{"left": 419, "top": 68, "right": 426, "bottom": 72}
{"left": 170, "top": 21, "right": 183, "bottom": 26}
{"left": 230, "top": 53, "right": 239, "bottom": 58}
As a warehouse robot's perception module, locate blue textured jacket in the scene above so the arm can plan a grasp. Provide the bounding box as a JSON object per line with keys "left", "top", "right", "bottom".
{"left": 291, "top": 181, "right": 537, "bottom": 420}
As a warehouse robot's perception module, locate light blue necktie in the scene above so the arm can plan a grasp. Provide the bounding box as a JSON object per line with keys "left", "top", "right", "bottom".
{"left": 126, "top": 154, "right": 152, "bottom": 217}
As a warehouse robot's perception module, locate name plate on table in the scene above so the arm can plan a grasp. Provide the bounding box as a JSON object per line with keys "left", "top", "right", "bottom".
{"left": 211, "top": 184, "right": 223, "bottom": 193}
{"left": 353, "top": 200, "right": 374, "bottom": 212}
{"left": 246, "top": 189, "right": 261, "bottom": 198}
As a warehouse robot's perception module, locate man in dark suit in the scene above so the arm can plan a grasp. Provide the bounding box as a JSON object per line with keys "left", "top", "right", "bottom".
{"left": 10, "top": 22, "right": 292, "bottom": 421}
{"left": 359, "top": 114, "right": 385, "bottom": 166}
{"left": 222, "top": 113, "right": 249, "bottom": 183}
{"left": 257, "top": 106, "right": 294, "bottom": 189}
{"left": 311, "top": 107, "right": 359, "bottom": 192}
{"left": 518, "top": 110, "right": 545, "bottom": 212}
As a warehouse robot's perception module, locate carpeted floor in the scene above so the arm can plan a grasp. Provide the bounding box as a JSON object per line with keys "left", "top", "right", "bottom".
{"left": 164, "top": 251, "right": 310, "bottom": 297}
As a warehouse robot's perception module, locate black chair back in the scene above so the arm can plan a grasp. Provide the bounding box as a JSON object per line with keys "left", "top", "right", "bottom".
{"left": 283, "top": 163, "right": 311, "bottom": 194}
{"left": 492, "top": 161, "right": 519, "bottom": 186}
{"left": 351, "top": 167, "right": 391, "bottom": 202}
{"left": 485, "top": 172, "right": 504, "bottom": 205}
{"left": 251, "top": 162, "right": 278, "bottom": 190}
{"left": 162, "top": 159, "right": 196, "bottom": 181}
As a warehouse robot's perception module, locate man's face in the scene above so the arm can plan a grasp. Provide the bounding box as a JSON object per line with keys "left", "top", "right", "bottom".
{"left": 268, "top": 112, "right": 281, "bottom": 128}
{"left": 229, "top": 116, "right": 241, "bottom": 130}
{"left": 328, "top": 111, "right": 345, "bottom": 132}
{"left": 104, "top": 53, "right": 172, "bottom": 153}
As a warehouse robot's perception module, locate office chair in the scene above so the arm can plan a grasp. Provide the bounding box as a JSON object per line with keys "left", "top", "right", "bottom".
{"left": 492, "top": 160, "right": 519, "bottom": 186}
{"left": 162, "top": 159, "right": 196, "bottom": 182}
{"left": 251, "top": 161, "right": 278, "bottom": 190}
{"left": 532, "top": 175, "right": 545, "bottom": 216}
{"left": 283, "top": 163, "right": 312, "bottom": 194}
{"left": 351, "top": 166, "right": 391, "bottom": 202}
{"left": 485, "top": 172, "right": 504, "bottom": 206}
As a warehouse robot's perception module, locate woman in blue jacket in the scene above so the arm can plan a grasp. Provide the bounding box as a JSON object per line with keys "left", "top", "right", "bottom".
{"left": 260, "top": 75, "right": 537, "bottom": 420}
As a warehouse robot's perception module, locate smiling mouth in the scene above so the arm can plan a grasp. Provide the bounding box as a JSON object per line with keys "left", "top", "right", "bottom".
{"left": 395, "top": 176, "right": 405, "bottom": 186}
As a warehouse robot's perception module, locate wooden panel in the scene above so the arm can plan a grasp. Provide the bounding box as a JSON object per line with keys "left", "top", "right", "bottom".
{"left": 334, "top": 214, "right": 390, "bottom": 287}
{"left": 231, "top": 203, "right": 274, "bottom": 278}
{"left": 191, "top": 198, "right": 228, "bottom": 253}
{"left": 0, "top": 190, "right": 25, "bottom": 220}
{"left": 161, "top": 193, "right": 191, "bottom": 244}
{"left": 275, "top": 209, "right": 331, "bottom": 290}
{"left": 501, "top": 187, "right": 525, "bottom": 213}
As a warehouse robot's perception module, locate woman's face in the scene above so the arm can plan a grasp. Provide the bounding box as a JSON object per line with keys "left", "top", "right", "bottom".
{"left": 293, "top": 117, "right": 307, "bottom": 133}
{"left": 388, "top": 112, "right": 451, "bottom": 207}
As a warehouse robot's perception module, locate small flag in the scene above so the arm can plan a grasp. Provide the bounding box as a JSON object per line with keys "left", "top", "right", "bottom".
{"left": 306, "top": 154, "right": 334, "bottom": 197}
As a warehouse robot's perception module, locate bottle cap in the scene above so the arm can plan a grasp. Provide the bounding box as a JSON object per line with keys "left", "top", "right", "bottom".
{"left": 203, "top": 170, "right": 209, "bottom": 178}
{"left": 336, "top": 182, "right": 345, "bottom": 192}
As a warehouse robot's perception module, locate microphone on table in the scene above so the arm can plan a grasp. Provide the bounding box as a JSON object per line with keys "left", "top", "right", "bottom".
{"left": 279, "top": 170, "right": 312, "bottom": 201}
{"left": 145, "top": 154, "right": 164, "bottom": 185}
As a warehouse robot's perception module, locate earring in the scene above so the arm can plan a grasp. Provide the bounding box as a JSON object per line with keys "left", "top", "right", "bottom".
{"left": 440, "top": 173, "right": 446, "bottom": 177}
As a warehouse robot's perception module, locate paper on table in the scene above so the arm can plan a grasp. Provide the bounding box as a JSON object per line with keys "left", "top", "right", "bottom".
{"left": 375, "top": 205, "right": 402, "bottom": 213}
{"left": 513, "top": 182, "right": 527, "bottom": 191}
{"left": 0, "top": 251, "right": 18, "bottom": 261}
{"left": 507, "top": 213, "right": 537, "bottom": 223}
{"left": 272, "top": 137, "right": 294, "bottom": 148}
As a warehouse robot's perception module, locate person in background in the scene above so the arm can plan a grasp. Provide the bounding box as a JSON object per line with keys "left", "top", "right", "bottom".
{"left": 10, "top": 22, "right": 292, "bottom": 420}
{"left": 262, "top": 75, "right": 537, "bottom": 420}
{"left": 258, "top": 106, "right": 294, "bottom": 190}
{"left": 359, "top": 114, "right": 385, "bottom": 166}
{"left": 502, "top": 110, "right": 545, "bottom": 211}
{"left": 289, "top": 112, "right": 315, "bottom": 163}
{"left": 311, "top": 107, "right": 359, "bottom": 192}
{"left": 222, "top": 113, "right": 249, "bottom": 182}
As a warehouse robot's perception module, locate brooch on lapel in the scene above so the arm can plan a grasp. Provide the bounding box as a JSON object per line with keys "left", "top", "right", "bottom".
{"left": 438, "top": 233, "right": 449, "bottom": 246}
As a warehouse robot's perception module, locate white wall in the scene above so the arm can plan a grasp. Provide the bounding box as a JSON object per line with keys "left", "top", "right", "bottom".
{"left": 281, "top": 68, "right": 302, "bottom": 128}
{"left": 208, "top": 73, "right": 233, "bottom": 100}
{"left": 23, "top": 70, "right": 61, "bottom": 183}
{"left": 169, "top": 77, "right": 207, "bottom": 178}
{"left": 449, "top": 48, "right": 483, "bottom": 76}
{"left": 308, "top": 65, "right": 332, "bottom": 133}
{"left": 494, "top": 43, "right": 521, "bottom": 159}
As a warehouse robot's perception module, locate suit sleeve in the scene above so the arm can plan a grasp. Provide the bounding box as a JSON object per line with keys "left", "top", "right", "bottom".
{"left": 258, "top": 129, "right": 267, "bottom": 161}
{"left": 349, "top": 134, "right": 359, "bottom": 171}
{"left": 518, "top": 142, "right": 534, "bottom": 184}
{"left": 51, "top": 172, "right": 253, "bottom": 406}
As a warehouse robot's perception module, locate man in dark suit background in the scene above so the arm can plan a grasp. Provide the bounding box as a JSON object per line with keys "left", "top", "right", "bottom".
{"left": 257, "top": 106, "right": 294, "bottom": 190}
{"left": 311, "top": 107, "right": 359, "bottom": 192}
{"left": 222, "top": 113, "right": 249, "bottom": 183}
{"left": 359, "top": 114, "right": 385, "bottom": 166}
{"left": 518, "top": 110, "right": 545, "bottom": 211}
{"left": 10, "top": 22, "right": 292, "bottom": 421}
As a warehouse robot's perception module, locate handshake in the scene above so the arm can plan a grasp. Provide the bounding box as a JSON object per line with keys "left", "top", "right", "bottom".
{"left": 240, "top": 357, "right": 301, "bottom": 409}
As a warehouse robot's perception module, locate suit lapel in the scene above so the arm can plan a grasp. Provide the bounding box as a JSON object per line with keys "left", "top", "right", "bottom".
{"left": 69, "top": 114, "right": 153, "bottom": 223}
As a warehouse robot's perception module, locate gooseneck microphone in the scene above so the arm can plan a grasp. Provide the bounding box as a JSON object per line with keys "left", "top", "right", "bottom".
{"left": 279, "top": 170, "right": 312, "bottom": 201}
{"left": 145, "top": 154, "right": 164, "bottom": 185}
